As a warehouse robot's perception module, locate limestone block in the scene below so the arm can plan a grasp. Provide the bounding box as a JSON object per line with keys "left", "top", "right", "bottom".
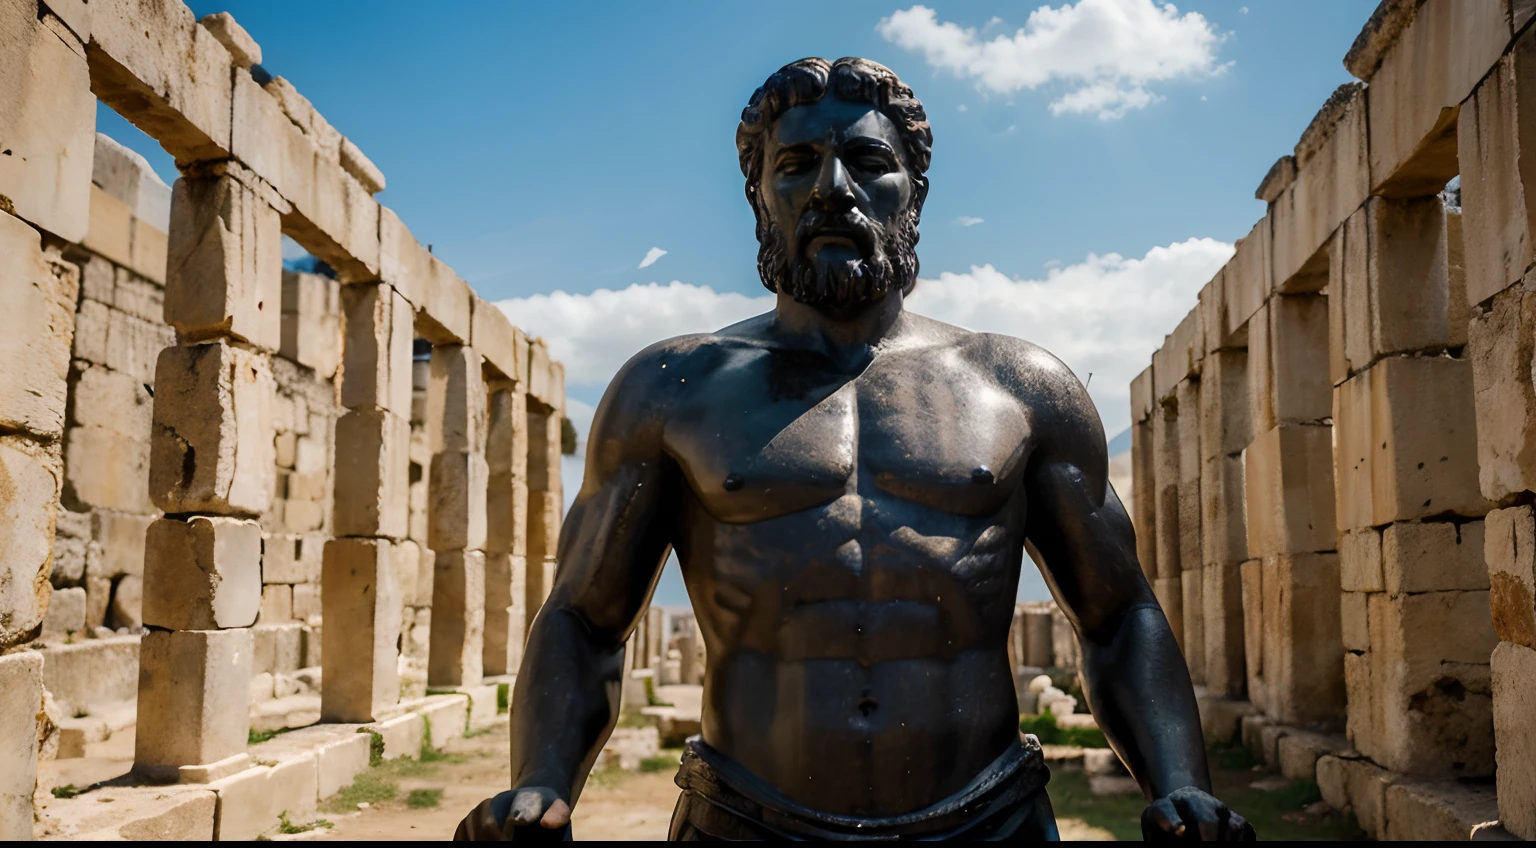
{"left": 1339, "top": 527, "right": 1383, "bottom": 592}
{"left": 1201, "top": 563, "right": 1244, "bottom": 697}
{"left": 1341, "top": 591, "right": 1370, "bottom": 652}
{"left": 1180, "top": 569, "right": 1204, "bottom": 684}
{"left": 1334, "top": 356, "right": 1488, "bottom": 528}
{"left": 393, "top": 538, "right": 422, "bottom": 608}
{"left": 1130, "top": 365, "right": 1155, "bottom": 425}
{"left": 417, "top": 693, "right": 470, "bottom": 745}
{"left": 1492, "top": 641, "right": 1536, "bottom": 838}
{"left": 213, "top": 756, "right": 318, "bottom": 838}
{"left": 1459, "top": 29, "right": 1536, "bottom": 308}
{"left": 149, "top": 341, "right": 275, "bottom": 514}
{"left": 1276, "top": 730, "right": 1343, "bottom": 781}
{"left": 1151, "top": 309, "right": 1203, "bottom": 403}
{"left": 1382, "top": 519, "right": 1487, "bottom": 594}
{"left": 291, "top": 583, "right": 320, "bottom": 623}
{"left": 260, "top": 77, "right": 340, "bottom": 161}
{"left": 485, "top": 553, "right": 527, "bottom": 677}
{"left": 0, "top": 436, "right": 61, "bottom": 649}
{"left": 485, "top": 382, "right": 527, "bottom": 480}
{"left": 340, "top": 137, "right": 386, "bottom": 194}
{"left": 417, "top": 256, "right": 472, "bottom": 344}
{"left": 252, "top": 622, "right": 302, "bottom": 678}
{"left": 528, "top": 406, "right": 563, "bottom": 492}
{"left": 1331, "top": 198, "right": 1453, "bottom": 386}
{"left": 315, "top": 732, "right": 369, "bottom": 799}
{"left": 1340, "top": 754, "right": 1399, "bottom": 838}
{"left": 527, "top": 490, "right": 563, "bottom": 565}
{"left": 111, "top": 573, "right": 142, "bottom": 628}
{"left": 87, "top": 0, "right": 234, "bottom": 163}
{"left": 1152, "top": 405, "right": 1180, "bottom": 581}
{"left": 229, "top": 71, "right": 378, "bottom": 281}
{"left": 416, "top": 546, "right": 436, "bottom": 610}
{"left": 134, "top": 628, "right": 254, "bottom": 776}
{"left": 71, "top": 361, "right": 153, "bottom": 438}
{"left": 142, "top": 516, "right": 261, "bottom": 630}
{"left": 1200, "top": 455, "right": 1246, "bottom": 565}
{"left": 1153, "top": 575, "right": 1183, "bottom": 651}
{"left": 1365, "top": 590, "right": 1496, "bottom": 776}
{"left": 261, "top": 533, "right": 321, "bottom": 585}
{"left": 527, "top": 557, "right": 557, "bottom": 622}
{"left": 1131, "top": 420, "right": 1157, "bottom": 579}
{"left": 428, "top": 451, "right": 489, "bottom": 553}
{"left": 1344, "top": 648, "right": 1377, "bottom": 753}
{"left": 260, "top": 584, "right": 292, "bottom": 623}
{"left": 1313, "top": 754, "right": 1350, "bottom": 817}
{"left": 43, "top": 585, "right": 87, "bottom": 634}
{"left": 280, "top": 271, "right": 341, "bottom": 378}
{"left": 428, "top": 344, "right": 488, "bottom": 455}
{"left": 332, "top": 408, "right": 410, "bottom": 539}
{"left": 1384, "top": 779, "right": 1503, "bottom": 842}
{"left": 0, "top": 652, "right": 42, "bottom": 839}
{"left": 368, "top": 711, "right": 424, "bottom": 760}
{"left": 1260, "top": 552, "right": 1345, "bottom": 725}
{"left": 1255, "top": 155, "right": 1296, "bottom": 204}
{"left": 1369, "top": 0, "right": 1509, "bottom": 196}
{"left": 486, "top": 474, "right": 530, "bottom": 560}
{"left": 1196, "top": 269, "right": 1231, "bottom": 357}
{"left": 1271, "top": 84, "right": 1368, "bottom": 288}
{"left": 1243, "top": 424, "right": 1335, "bottom": 556}
{"left": 1248, "top": 295, "right": 1330, "bottom": 433}
{"left": 1223, "top": 218, "right": 1270, "bottom": 338}
{"left": 321, "top": 538, "right": 401, "bottom": 722}
{"left": 377, "top": 206, "right": 428, "bottom": 308}
{"left": 86, "top": 181, "right": 134, "bottom": 268}
{"left": 1197, "top": 349, "right": 1249, "bottom": 462}
{"left": 1485, "top": 506, "right": 1536, "bottom": 647}
{"left": 0, "top": 6, "right": 92, "bottom": 243}
{"left": 96, "top": 306, "right": 173, "bottom": 385}
{"left": 471, "top": 295, "right": 524, "bottom": 382}
{"left": 428, "top": 550, "right": 485, "bottom": 687}
{"left": 166, "top": 172, "right": 282, "bottom": 350}
{"left": 0, "top": 212, "right": 78, "bottom": 437}
{"left": 340, "top": 283, "right": 413, "bottom": 415}
{"left": 1468, "top": 286, "right": 1536, "bottom": 501}
{"left": 197, "top": 12, "right": 260, "bottom": 69}
{"left": 63, "top": 425, "right": 153, "bottom": 513}
{"left": 1238, "top": 560, "right": 1263, "bottom": 707}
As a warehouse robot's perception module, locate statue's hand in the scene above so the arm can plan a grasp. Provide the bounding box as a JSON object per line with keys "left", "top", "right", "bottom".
{"left": 1141, "top": 786, "right": 1255, "bottom": 841}
{"left": 453, "top": 787, "right": 572, "bottom": 841}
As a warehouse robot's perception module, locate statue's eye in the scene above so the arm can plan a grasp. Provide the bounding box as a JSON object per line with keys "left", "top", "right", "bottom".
{"left": 777, "top": 155, "right": 815, "bottom": 175}
{"left": 849, "top": 153, "right": 894, "bottom": 174}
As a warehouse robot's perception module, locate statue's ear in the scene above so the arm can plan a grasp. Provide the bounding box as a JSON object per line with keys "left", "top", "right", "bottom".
{"left": 910, "top": 175, "right": 929, "bottom": 222}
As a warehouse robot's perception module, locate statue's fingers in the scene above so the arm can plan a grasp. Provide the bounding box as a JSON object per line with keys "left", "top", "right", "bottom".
{"left": 1224, "top": 810, "right": 1256, "bottom": 841}
{"left": 540, "top": 798, "right": 572, "bottom": 829}
{"left": 452, "top": 798, "right": 498, "bottom": 841}
{"left": 1171, "top": 794, "right": 1222, "bottom": 842}
{"left": 1142, "top": 798, "right": 1186, "bottom": 839}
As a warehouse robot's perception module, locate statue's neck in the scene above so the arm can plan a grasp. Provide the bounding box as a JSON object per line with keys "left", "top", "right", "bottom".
{"left": 769, "top": 289, "right": 908, "bottom": 372}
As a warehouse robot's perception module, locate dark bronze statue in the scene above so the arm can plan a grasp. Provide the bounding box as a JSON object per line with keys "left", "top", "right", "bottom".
{"left": 457, "top": 57, "right": 1254, "bottom": 841}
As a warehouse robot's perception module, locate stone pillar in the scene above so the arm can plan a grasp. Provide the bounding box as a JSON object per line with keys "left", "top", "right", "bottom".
{"left": 1242, "top": 286, "right": 1342, "bottom": 726}
{"left": 136, "top": 165, "right": 281, "bottom": 782}
{"left": 525, "top": 399, "right": 562, "bottom": 623}
{"left": 427, "top": 343, "right": 488, "bottom": 686}
{"left": 1199, "top": 347, "right": 1251, "bottom": 697}
{"left": 322, "top": 281, "right": 412, "bottom": 722}
{"left": 1151, "top": 399, "right": 1184, "bottom": 643}
{"left": 1458, "top": 30, "right": 1536, "bottom": 831}
{"left": 1129, "top": 366, "right": 1158, "bottom": 582}
{"left": 1174, "top": 378, "right": 1205, "bottom": 683}
{"left": 483, "top": 378, "right": 529, "bottom": 676}
{"left": 1331, "top": 194, "right": 1494, "bottom": 777}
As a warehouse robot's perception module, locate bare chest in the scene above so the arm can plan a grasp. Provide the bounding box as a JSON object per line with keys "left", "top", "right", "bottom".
{"left": 664, "top": 348, "right": 1034, "bottom": 524}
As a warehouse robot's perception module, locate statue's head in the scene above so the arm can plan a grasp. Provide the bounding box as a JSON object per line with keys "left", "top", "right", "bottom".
{"left": 737, "top": 57, "right": 932, "bottom": 311}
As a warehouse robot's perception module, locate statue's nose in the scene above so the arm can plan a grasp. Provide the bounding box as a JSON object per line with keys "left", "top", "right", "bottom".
{"left": 810, "top": 152, "right": 856, "bottom": 214}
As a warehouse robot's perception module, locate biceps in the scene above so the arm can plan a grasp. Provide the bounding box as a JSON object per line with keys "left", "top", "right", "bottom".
{"left": 548, "top": 458, "right": 677, "bottom": 639}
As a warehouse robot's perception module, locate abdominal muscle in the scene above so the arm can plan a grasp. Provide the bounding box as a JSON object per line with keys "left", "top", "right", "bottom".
{"left": 698, "top": 642, "right": 1022, "bottom": 818}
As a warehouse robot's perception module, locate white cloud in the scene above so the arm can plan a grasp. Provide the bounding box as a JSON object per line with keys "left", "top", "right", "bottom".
{"left": 956, "top": 216, "right": 985, "bottom": 227}
{"left": 876, "top": 1, "right": 1226, "bottom": 120}
{"left": 638, "top": 247, "right": 668, "bottom": 269}
{"left": 498, "top": 237, "right": 1230, "bottom": 442}
{"left": 957, "top": 103, "right": 968, "bottom": 111}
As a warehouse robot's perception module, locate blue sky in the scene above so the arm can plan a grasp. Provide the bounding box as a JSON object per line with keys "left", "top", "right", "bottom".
{"left": 100, "top": 0, "right": 1376, "bottom": 604}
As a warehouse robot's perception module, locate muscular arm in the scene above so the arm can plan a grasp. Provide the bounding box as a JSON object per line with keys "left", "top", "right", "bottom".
{"left": 507, "top": 343, "right": 685, "bottom": 819}
{"left": 1006, "top": 345, "right": 1208, "bottom": 800}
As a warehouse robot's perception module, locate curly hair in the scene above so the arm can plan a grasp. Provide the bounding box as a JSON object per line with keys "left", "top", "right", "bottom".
{"left": 736, "top": 58, "right": 933, "bottom": 294}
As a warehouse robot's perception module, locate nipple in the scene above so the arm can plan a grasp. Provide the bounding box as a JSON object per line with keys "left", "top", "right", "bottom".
{"left": 971, "top": 465, "right": 994, "bottom": 485}
{"left": 722, "top": 473, "right": 745, "bottom": 492}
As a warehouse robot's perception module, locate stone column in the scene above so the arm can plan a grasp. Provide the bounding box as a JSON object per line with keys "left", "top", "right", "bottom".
{"left": 1151, "top": 398, "right": 1184, "bottom": 644}
{"left": 1242, "top": 287, "right": 1342, "bottom": 726}
{"left": 322, "top": 282, "right": 412, "bottom": 722}
{"left": 1330, "top": 194, "right": 1494, "bottom": 777}
{"left": 483, "top": 378, "right": 529, "bottom": 676}
{"left": 1199, "top": 347, "right": 1251, "bottom": 698}
{"left": 1175, "top": 377, "right": 1204, "bottom": 684}
{"left": 427, "top": 343, "right": 489, "bottom": 686}
{"left": 1129, "top": 366, "right": 1158, "bottom": 582}
{"left": 525, "top": 397, "right": 563, "bottom": 623}
{"left": 136, "top": 164, "right": 281, "bottom": 782}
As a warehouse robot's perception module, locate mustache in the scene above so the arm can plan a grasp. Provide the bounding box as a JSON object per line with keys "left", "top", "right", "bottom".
{"left": 794, "top": 208, "right": 886, "bottom": 257}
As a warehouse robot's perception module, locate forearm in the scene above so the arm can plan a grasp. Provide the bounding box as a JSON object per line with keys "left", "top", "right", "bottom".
{"left": 1078, "top": 603, "right": 1210, "bottom": 798}
{"left": 509, "top": 605, "right": 626, "bottom": 802}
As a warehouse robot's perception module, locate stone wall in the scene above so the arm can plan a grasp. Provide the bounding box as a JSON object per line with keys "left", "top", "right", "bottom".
{"left": 0, "top": 1, "right": 567, "bottom": 839}
{"left": 1131, "top": 0, "right": 1534, "bottom": 838}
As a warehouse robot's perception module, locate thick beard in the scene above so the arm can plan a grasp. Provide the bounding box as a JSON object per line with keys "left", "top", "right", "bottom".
{"left": 757, "top": 209, "right": 919, "bottom": 310}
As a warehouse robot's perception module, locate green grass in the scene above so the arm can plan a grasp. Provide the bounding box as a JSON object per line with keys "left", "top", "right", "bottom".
{"left": 50, "top": 784, "right": 79, "bottom": 799}
{"left": 406, "top": 788, "right": 444, "bottom": 809}
{"left": 643, "top": 676, "right": 673, "bottom": 707}
{"left": 320, "top": 772, "right": 399, "bottom": 814}
{"left": 639, "top": 755, "right": 675, "bottom": 773}
{"left": 497, "top": 683, "right": 510, "bottom": 714}
{"left": 358, "top": 728, "right": 385, "bottom": 766}
{"left": 248, "top": 728, "right": 280, "bottom": 745}
{"left": 1020, "top": 712, "right": 1110, "bottom": 748}
{"left": 1047, "top": 765, "right": 1149, "bottom": 841}
{"left": 276, "top": 811, "right": 334, "bottom": 834}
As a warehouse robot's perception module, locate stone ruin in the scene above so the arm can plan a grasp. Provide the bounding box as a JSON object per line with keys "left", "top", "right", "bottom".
{"left": 0, "top": 1, "right": 568, "bottom": 839}
{"left": 1130, "top": 0, "right": 1536, "bottom": 840}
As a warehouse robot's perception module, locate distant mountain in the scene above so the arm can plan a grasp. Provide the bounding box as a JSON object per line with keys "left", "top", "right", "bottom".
{"left": 1107, "top": 426, "right": 1131, "bottom": 456}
